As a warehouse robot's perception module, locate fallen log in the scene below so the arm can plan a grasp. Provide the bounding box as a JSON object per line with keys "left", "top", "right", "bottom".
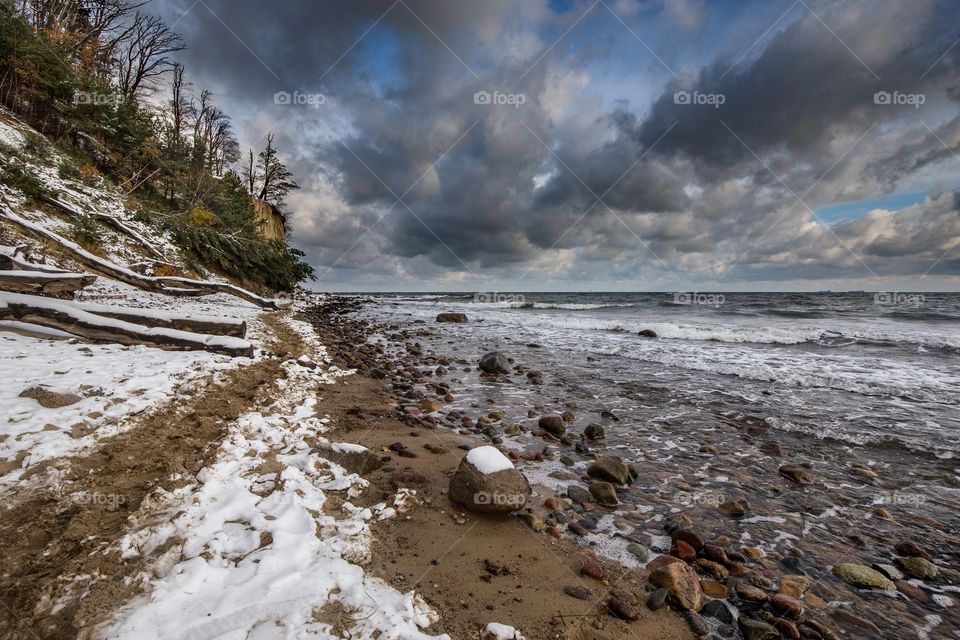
{"left": 47, "top": 196, "right": 169, "bottom": 262}
{"left": 0, "top": 270, "right": 96, "bottom": 295}
{"left": 0, "top": 245, "right": 70, "bottom": 273}
{"left": 0, "top": 206, "right": 277, "bottom": 310}
{"left": 72, "top": 299, "right": 247, "bottom": 338}
{"left": 0, "top": 292, "right": 254, "bottom": 357}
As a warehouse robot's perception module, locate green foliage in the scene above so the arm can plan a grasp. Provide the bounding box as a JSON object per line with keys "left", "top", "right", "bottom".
{"left": 0, "top": 150, "right": 50, "bottom": 203}
{"left": 207, "top": 171, "right": 256, "bottom": 232}
{"left": 170, "top": 222, "right": 314, "bottom": 293}
{"left": 70, "top": 214, "right": 104, "bottom": 253}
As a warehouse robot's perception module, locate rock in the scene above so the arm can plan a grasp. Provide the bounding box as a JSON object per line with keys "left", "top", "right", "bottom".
{"left": 646, "top": 587, "right": 668, "bottom": 611}
{"left": 568, "top": 522, "right": 588, "bottom": 537}
{"left": 538, "top": 415, "right": 566, "bottom": 435}
{"left": 316, "top": 444, "right": 383, "bottom": 475}
{"left": 418, "top": 398, "right": 444, "bottom": 413}
{"left": 895, "top": 540, "right": 932, "bottom": 561}
{"left": 564, "top": 585, "right": 592, "bottom": 600}
{"left": 516, "top": 512, "right": 545, "bottom": 532}
{"left": 735, "top": 583, "right": 768, "bottom": 602}
{"left": 693, "top": 559, "right": 728, "bottom": 580}
{"left": 638, "top": 329, "right": 657, "bottom": 338}
{"left": 481, "top": 622, "right": 524, "bottom": 640}
{"left": 671, "top": 540, "right": 696, "bottom": 563}
{"left": 778, "top": 575, "right": 810, "bottom": 598}
{"left": 589, "top": 481, "right": 619, "bottom": 507}
{"left": 392, "top": 469, "right": 427, "bottom": 485}
{"left": 649, "top": 561, "right": 703, "bottom": 611}
{"left": 567, "top": 485, "right": 593, "bottom": 506}
{"left": 894, "top": 556, "right": 938, "bottom": 579}
{"left": 19, "top": 386, "right": 82, "bottom": 409}
{"left": 584, "top": 423, "right": 605, "bottom": 440}
{"left": 544, "top": 497, "right": 562, "bottom": 511}
{"left": 772, "top": 618, "right": 801, "bottom": 640}
{"left": 587, "top": 456, "right": 630, "bottom": 485}
{"left": 647, "top": 554, "right": 683, "bottom": 571}
{"left": 700, "top": 580, "right": 728, "bottom": 598}
{"left": 561, "top": 410, "right": 576, "bottom": 422}
{"left": 779, "top": 464, "right": 816, "bottom": 484}
{"left": 895, "top": 579, "right": 928, "bottom": 604}
{"left": 702, "top": 544, "right": 729, "bottom": 565}
{"left": 739, "top": 618, "right": 780, "bottom": 640}
{"left": 484, "top": 559, "right": 510, "bottom": 576}
{"left": 772, "top": 593, "right": 803, "bottom": 619}
{"left": 800, "top": 619, "right": 838, "bottom": 640}
{"left": 608, "top": 596, "right": 640, "bottom": 621}
{"left": 831, "top": 563, "right": 894, "bottom": 590}
{"left": 832, "top": 610, "right": 880, "bottom": 635}
{"left": 685, "top": 611, "right": 710, "bottom": 637}
{"left": 448, "top": 447, "right": 531, "bottom": 514}
{"left": 718, "top": 500, "right": 747, "bottom": 517}
{"left": 436, "top": 312, "right": 467, "bottom": 323}
{"left": 580, "top": 559, "right": 605, "bottom": 580}
{"left": 478, "top": 352, "right": 511, "bottom": 375}
{"left": 871, "top": 563, "right": 903, "bottom": 581}
{"left": 672, "top": 529, "right": 705, "bottom": 551}
{"left": 701, "top": 599, "right": 733, "bottom": 624}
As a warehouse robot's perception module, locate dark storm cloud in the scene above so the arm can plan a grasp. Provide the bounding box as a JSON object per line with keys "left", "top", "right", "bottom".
{"left": 153, "top": 0, "right": 960, "bottom": 285}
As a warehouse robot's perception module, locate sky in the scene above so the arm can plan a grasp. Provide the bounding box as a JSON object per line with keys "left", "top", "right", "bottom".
{"left": 152, "top": 0, "right": 960, "bottom": 292}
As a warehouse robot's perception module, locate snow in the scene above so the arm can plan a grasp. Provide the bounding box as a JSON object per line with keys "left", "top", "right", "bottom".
{"left": 466, "top": 445, "right": 514, "bottom": 474}
{"left": 0, "top": 269, "right": 91, "bottom": 279}
{"left": 72, "top": 298, "right": 246, "bottom": 327}
{"left": 482, "top": 622, "right": 526, "bottom": 640}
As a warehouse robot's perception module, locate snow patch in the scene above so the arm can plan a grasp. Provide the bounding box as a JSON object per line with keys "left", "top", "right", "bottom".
{"left": 467, "top": 445, "right": 514, "bottom": 474}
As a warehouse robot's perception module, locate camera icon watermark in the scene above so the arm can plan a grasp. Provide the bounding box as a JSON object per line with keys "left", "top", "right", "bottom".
{"left": 674, "top": 490, "right": 725, "bottom": 507}
{"left": 73, "top": 92, "right": 120, "bottom": 106}
{"left": 474, "top": 491, "right": 526, "bottom": 506}
{"left": 474, "top": 292, "right": 525, "bottom": 305}
{"left": 274, "top": 291, "right": 295, "bottom": 307}
{"left": 874, "top": 292, "right": 924, "bottom": 307}
{"left": 274, "top": 91, "right": 326, "bottom": 108}
{"left": 473, "top": 90, "right": 526, "bottom": 108}
{"left": 673, "top": 292, "right": 725, "bottom": 307}
{"left": 874, "top": 91, "right": 925, "bottom": 108}
{"left": 674, "top": 90, "right": 725, "bottom": 108}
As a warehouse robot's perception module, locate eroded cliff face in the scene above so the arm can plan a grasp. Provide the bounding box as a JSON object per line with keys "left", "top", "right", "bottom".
{"left": 252, "top": 198, "right": 285, "bottom": 242}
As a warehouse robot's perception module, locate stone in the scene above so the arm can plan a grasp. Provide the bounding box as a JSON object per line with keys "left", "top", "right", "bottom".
{"left": 772, "top": 593, "right": 803, "bottom": 619}
{"left": 871, "top": 563, "right": 903, "bottom": 581}
{"left": 647, "top": 554, "right": 683, "bottom": 571}
{"left": 800, "top": 619, "right": 838, "bottom": 640}
{"left": 735, "top": 583, "right": 768, "bottom": 602}
{"left": 739, "top": 618, "right": 780, "bottom": 640}
{"left": 894, "top": 556, "right": 938, "bottom": 579}
{"left": 418, "top": 398, "right": 444, "bottom": 413}
{"left": 646, "top": 587, "right": 668, "bottom": 611}
{"left": 315, "top": 444, "right": 383, "bottom": 475}
{"left": 693, "top": 559, "right": 729, "bottom": 580}
{"left": 436, "top": 312, "right": 468, "bottom": 323}
{"left": 672, "top": 529, "right": 705, "bottom": 551}
{"left": 779, "top": 464, "right": 816, "bottom": 484}
{"left": 672, "top": 540, "right": 697, "bottom": 563}
{"left": 538, "top": 415, "right": 566, "bottom": 435}
{"left": 772, "top": 618, "right": 801, "bottom": 640}
{"left": 567, "top": 485, "right": 593, "bottom": 506}
{"left": 778, "top": 575, "right": 810, "bottom": 598}
{"left": 638, "top": 329, "right": 657, "bottom": 338}
{"left": 831, "top": 563, "right": 894, "bottom": 590}
{"left": 478, "top": 352, "right": 511, "bottom": 374}
{"left": 584, "top": 423, "right": 605, "bottom": 440}
{"left": 19, "top": 386, "right": 82, "bottom": 409}
{"left": 684, "top": 611, "right": 709, "bottom": 637}
{"left": 832, "top": 610, "right": 880, "bottom": 635}
{"left": 718, "top": 500, "right": 747, "bottom": 517}
{"left": 895, "top": 540, "right": 932, "bottom": 561}
{"left": 516, "top": 512, "right": 545, "bottom": 532}
{"left": 580, "top": 559, "right": 605, "bottom": 580}
{"left": 895, "top": 579, "right": 928, "bottom": 604}
{"left": 701, "top": 599, "right": 733, "bottom": 623}
{"left": 448, "top": 449, "right": 530, "bottom": 514}
{"left": 649, "top": 561, "right": 703, "bottom": 611}
{"left": 587, "top": 456, "right": 630, "bottom": 485}
{"left": 700, "top": 580, "right": 728, "bottom": 598}
{"left": 608, "top": 596, "right": 640, "bottom": 621}
{"left": 589, "top": 481, "right": 619, "bottom": 507}
{"left": 626, "top": 543, "right": 648, "bottom": 563}
{"left": 564, "top": 585, "right": 592, "bottom": 600}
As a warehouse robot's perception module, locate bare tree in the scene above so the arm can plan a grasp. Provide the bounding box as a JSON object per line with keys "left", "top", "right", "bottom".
{"left": 114, "top": 11, "right": 183, "bottom": 101}
{"left": 256, "top": 132, "right": 298, "bottom": 209}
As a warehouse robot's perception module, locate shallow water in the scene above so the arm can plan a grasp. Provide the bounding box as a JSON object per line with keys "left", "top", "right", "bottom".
{"left": 357, "top": 292, "right": 960, "bottom": 639}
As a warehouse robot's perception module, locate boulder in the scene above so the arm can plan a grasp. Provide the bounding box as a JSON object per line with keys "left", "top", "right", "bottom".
{"left": 436, "top": 312, "right": 468, "bottom": 323}
{"left": 587, "top": 456, "right": 630, "bottom": 485}
{"left": 638, "top": 329, "right": 657, "bottom": 338}
{"left": 478, "top": 352, "right": 511, "bottom": 374}
{"left": 567, "top": 485, "right": 593, "bottom": 505}
{"left": 316, "top": 443, "right": 383, "bottom": 475}
{"left": 583, "top": 423, "right": 605, "bottom": 440}
{"left": 649, "top": 561, "right": 703, "bottom": 611}
{"left": 448, "top": 446, "right": 530, "bottom": 514}
{"left": 538, "top": 415, "right": 566, "bottom": 435}
{"left": 832, "top": 563, "right": 894, "bottom": 590}
{"left": 589, "top": 481, "right": 619, "bottom": 507}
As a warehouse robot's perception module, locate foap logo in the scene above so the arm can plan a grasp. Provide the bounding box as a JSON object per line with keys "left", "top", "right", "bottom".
{"left": 473, "top": 90, "right": 526, "bottom": 108}
{"left": 674, "top": 90, "right": 725, "bottom": 108}
{"left": 874, "top": 292, "right": 924, "bottom": 307}
{"left": 874, "top": 90, "right": 925, "bottom": 108}
{"left": 876, "top": 490, "right": 925, "bottom": 507}
{"left": 274, "top": 90, "right": 326, "bottom": 108}
{"left": 274, "top": 291, "right": 295, "bottom": 307}
{"left": 73, "top": 91, "right": 120, "bottom": 106}
{"left": 474, "top": 292, "right": 525, "bottom": 305}
{"left": 674, "top": 490, "right": 725, "bottom": 507}
{"left": 674, "top": 292, "right": 725, "bottom": 307}
{"left": 72, "top": 492, "right": 127, "bottom": 510}
{"left": 474, "top": 491, "right": 526, "bottom": 507}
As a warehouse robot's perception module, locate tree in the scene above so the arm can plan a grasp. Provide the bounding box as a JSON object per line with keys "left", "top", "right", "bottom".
{"left": 255, "top": 132, "right": 298, "bottom": 209}
{"left": 114, "top": 10, "right": 183, "bottom": 101}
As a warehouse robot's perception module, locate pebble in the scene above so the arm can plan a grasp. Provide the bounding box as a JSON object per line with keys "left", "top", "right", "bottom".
{"left": 563, "top": 585, "right": 592, "bottom": 600}
{"left": 646, "top": 587, "right": 667, "bottom": 611}
{"left": 871, "top": 563, "right": 903, "bottom": 581}
{"left": 684, "top": 611, "right": 710, "bottom": 637}
{"left": 735, "top": 583, "right": 768, "bottom": 602}
{"left": 580, "top": 559, "right": 605, "bottom": 580}
{"left": 672, "top": 529, "right": 705, "bottom": 551}
{"left": 778, "top": 464, "right": 816, "bottom": 484}
{"left": 771, "top": 618, "right": 801, "bottom": 640}
{"left": 608, "top": 596, "right": 639, "bottom": 621}
{"left": 771, "top": 593, "right": 803, "bottom": 619}
{"left": 700, "top": 580, "right": 729, "bottom": 598}
{"left": 671, "top": 539, "right": 697, "bottom": 563}
{"left": 894, "top": 540, "right": 932, "bottom": 561}
{"left": 718, "top": 500, "right": 747, "bottom": 517}
{"left": 894, "top": 556, "right": 938, "bottom": 579}
{"left": 739, "top": 618, "right": 780, "bottom": 640}
{"left": 701, "top": 599, "right": 733, "bottom": 623}
{"left": 832, "top": 563, "right": 894, "bottom": 590}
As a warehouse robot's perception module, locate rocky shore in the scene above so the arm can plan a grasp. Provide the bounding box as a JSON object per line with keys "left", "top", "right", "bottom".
{"left": 297, "top": 295, "right": 960, "bottom": 640}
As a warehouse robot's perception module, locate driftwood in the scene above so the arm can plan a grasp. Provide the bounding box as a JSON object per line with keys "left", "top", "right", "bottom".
{"left": 0, "top": 206, "right": 277, "bottom": 309}
{"left": 47, "top": 196, "right": 169, "bottom": 262}
{"left": 0, "top": 270, "right": 96, "bottom": 295}
{"left": 0, "top": 292, "right": 254, "bottom": 357}
{"left": 73, "top": 300, "right": 247, "bottom": 338}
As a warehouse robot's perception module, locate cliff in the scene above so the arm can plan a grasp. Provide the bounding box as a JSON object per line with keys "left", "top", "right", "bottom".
{"left": 252, "top": 198, "right": 286, "bottom": 242}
